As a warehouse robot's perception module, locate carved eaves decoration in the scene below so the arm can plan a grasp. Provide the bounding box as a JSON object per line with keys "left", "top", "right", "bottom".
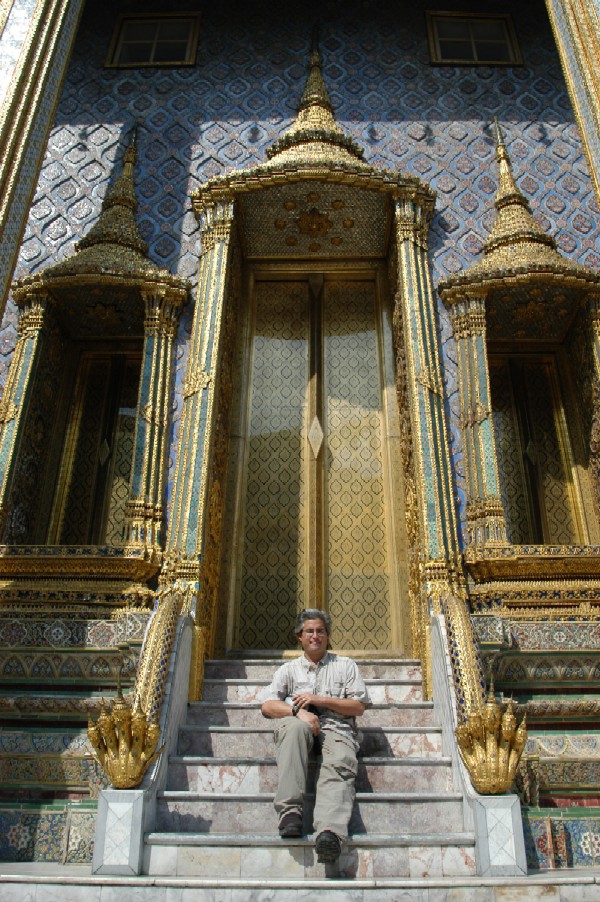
{"left": 11, "top": 133, "right": 189, "bottom": 338}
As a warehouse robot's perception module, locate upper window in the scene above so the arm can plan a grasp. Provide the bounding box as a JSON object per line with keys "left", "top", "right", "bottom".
{"left": 426, "top": 12, "right": 522, "bottom": 65}
{"left": 106, "top": 13, "right": 200, "bottom": 67}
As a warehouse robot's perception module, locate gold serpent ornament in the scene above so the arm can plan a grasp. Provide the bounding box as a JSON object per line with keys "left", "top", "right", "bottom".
{"left": 88, "top": 689, "right": 163, "bottom": 789}
{"left": 455, "top": 687, "right": 527, "bottom": 795}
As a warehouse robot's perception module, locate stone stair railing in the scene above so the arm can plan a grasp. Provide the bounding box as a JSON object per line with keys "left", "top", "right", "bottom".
{"left": 430, "top": 613, "right": 527, "bottom": 876}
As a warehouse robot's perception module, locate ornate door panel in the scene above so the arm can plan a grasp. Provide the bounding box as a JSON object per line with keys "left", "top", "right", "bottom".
{"left": 230, "top": 273, "right": 407, "bottom": 654}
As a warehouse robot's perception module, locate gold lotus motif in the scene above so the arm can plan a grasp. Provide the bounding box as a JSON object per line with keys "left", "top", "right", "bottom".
{"left": 297, "top": 207, "right": 333, "bottom": 238}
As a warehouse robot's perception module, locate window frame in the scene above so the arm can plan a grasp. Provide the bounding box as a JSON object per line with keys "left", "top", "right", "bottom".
{"left": 426, "top": 11, "right": 522, "bottom": 66}
{"left": 105, "top": 12, "right": 200, "bottom": 69}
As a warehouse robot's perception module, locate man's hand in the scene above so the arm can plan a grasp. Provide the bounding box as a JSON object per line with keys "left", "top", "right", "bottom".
{"left": 296, "top": 708, "right": 320, "bottom": 735}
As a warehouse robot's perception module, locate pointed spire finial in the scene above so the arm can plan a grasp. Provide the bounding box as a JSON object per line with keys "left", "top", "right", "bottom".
{"left": 480, "top": 121, "right": 558, "bottom": 263}
{"left": 491, "top": 118, "right": 525, "bottom": 211}
{"left": 75, "top": 128, "right": 148, "bottom": 256}
{"left": 297, "top": 24, "right": 333, "bottom": 115}
{"left": 266, "top": 29, "right": 364, "bottom": 164}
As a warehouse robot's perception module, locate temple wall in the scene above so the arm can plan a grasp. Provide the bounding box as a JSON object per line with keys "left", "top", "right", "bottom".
{"left": 1, "top": 0, "right": 599, "bottom": 540}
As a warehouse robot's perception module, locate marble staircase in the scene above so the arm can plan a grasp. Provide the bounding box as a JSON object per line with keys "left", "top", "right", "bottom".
{"left": 144, "top": 657, "right": 477, "bottom": 880}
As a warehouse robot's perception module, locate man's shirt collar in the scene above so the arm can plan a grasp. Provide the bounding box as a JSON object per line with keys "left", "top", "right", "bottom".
{"left": 301, "top": 651, "right": 332, "bottom": 669}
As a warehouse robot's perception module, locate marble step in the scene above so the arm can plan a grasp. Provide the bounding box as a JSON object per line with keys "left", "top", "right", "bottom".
{"left": 143, "top": 832, "right": 477, "bottom": 878}
{"left": 205, "top": 659, "right": 422, "bottom": 681}
{"left": 178, "top": 724, "right": 442, "bottom": 757}
{"left": 156, "top": 791, "right": 465, "bottom": 835}
{"left": 166, "top": 755, "right": 454, "bottom": 793}
{"left": 186, "top": 700, "right": 437, "bottom": 728}
{"left": 201, "top": 677, "right": 423, "bottom": 704}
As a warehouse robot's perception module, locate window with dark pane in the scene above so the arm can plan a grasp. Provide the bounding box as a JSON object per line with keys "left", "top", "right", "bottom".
{"left": 106, "top": 14, "right": 200, "bottom": 67}
{"left": 426, "top": 12, "right": 521, "bottom": 65}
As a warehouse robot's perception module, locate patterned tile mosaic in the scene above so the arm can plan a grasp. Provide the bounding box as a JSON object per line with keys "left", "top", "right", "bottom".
{"left": 1, "top": 0, "right": 599, "bottom": 539}
{"left": 473, "top": 618, "right": 600, "bottom": 650}
{"left": 523, "top": 809, "right": 600, "bottom": 870}
{"left": 0, "top": 612, "right": 150, "bottom": 647}
{"left": 0, "top": 803, "right": 96, "bottom": 863}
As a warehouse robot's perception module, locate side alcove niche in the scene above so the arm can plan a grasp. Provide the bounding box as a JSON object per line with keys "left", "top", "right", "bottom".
{"left": 0, "top": 134, "right": 188, "bottom": 590}
{"left": 439, "top": 125, "right": 600, "bottom": 586}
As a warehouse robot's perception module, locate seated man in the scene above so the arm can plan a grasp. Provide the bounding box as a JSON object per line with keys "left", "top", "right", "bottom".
{"left": 260, "top": 608, "right": 370, "bottom": 864}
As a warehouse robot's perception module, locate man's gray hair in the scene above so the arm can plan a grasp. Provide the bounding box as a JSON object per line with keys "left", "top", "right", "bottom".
{"left": 294, "top": 608, "right": 332, "bottom": 636}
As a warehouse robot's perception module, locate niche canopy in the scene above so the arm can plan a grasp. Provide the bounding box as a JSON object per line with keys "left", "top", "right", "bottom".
{"left": 12, "top": 132, "right": 188, "bottom": 340}
{"left": 438, "top": 122, "right": 600, "bottom": 342}
{"left": 191, "top": 36, "right": 434, "bottom": 259}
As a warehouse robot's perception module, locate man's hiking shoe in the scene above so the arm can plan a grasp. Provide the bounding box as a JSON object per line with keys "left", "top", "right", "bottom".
{"left": 315, "top": 830, "right": 342, "bottom": 863}
{"left": 278, "top": 812, "right": 303, "bottom": 837}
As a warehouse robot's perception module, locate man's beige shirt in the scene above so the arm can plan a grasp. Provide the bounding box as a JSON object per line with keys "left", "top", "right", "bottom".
{"left": 260, "top": 652, "right": 371, "bottom": 737}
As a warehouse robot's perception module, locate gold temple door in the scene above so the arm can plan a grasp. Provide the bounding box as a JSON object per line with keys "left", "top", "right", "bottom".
{"left": 226, "top": 269, "right": 409, "bottom": 655}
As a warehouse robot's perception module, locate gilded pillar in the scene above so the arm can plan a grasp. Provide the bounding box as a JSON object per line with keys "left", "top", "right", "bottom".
{"left": 588, "top": 295, "right": 600, "bottom": 499}
{"left": 545, "top": 0, "right": 600, "bottom": 200}
{"left": 167, "top": 195, "right": 235, "bottom": 597}
{"left": 0, "top": 292, "right": 48, "bottom": 534}
{"left": 393, "top": 194, "right": 462, "bottom": 606}
{"left": 449, "top": 294, "right": 508, "bottom": 548}
{"left": 125, "top": 287, "right": 186, "bottom": 557}
{"left": 0, "top": 0, "right": 85, "bottom": 312}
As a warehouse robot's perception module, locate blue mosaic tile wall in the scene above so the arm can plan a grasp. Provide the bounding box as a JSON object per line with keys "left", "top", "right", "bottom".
{"left": 2, "top": 0, "right": 599, "bottom": 536}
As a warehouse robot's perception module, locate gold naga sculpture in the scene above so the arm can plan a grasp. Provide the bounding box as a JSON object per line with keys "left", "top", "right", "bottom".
{"left": 455, "top": 684, "right": 527, "bottom": 795}
{"left": 88, "top": 688, "right": 163, "bottom": 789}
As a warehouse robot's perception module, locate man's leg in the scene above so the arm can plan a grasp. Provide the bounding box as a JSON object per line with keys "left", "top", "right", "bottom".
{"left": 313, "top": 729, "right": 358, "bottom": 854}
{"left": 273, "top": 717, "right": 314, "bottom": 833}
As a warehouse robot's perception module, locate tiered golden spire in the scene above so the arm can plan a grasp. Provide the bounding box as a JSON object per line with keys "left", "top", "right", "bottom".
{"left": 43, "top": 128, "right": 164, "bottom": 277}
{"left": 266, "top": 27, "right": 364, "bottom": 165}
{"left": 480, "top": 120, "right": 562, "bottom": 271}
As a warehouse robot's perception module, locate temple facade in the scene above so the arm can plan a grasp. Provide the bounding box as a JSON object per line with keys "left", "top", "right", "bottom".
{"left": 1, "top": 0, "right": 600, "bottom": 889}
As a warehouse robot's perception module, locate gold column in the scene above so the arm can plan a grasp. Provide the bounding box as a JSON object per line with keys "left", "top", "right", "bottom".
{"left": 393, "top": 194, "right": 462, "bottom": 607}
{"left": 125, "top": 286, "right": 186, "bottom": 558}
{"left": 0, "top": 0, "right": 85, "bottom": 312}
{"left": 448, "top": 294, "right": 508, "bottom": 548}
{"left": 166, "top": 194, "right": 235, "bottom": 655}
{"left": 588, "top": 295, "right": 600, "bottom": 499}
{"left": 545, "top": 0, "right": 600, "bottom": 199}
{"left": 0, "top": 292, "right": 48, "bottom": 535}
{"left": 392, "top": 192, "right": 472, "bottom": 699}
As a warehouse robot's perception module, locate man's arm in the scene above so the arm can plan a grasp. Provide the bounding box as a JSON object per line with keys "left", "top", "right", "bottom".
{"left": 291, "top": 692, "right": 366, "bottom": 718}
{"left": 260, "top": 698, "right": 293, "bottom": 718}
{"left": 261, "top": 698, "right": 321, "bottom": 735}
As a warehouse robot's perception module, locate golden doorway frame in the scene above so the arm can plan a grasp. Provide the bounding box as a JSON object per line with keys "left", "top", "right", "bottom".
{"left": 218, "top": 260, "right": 412, "bottom": 658}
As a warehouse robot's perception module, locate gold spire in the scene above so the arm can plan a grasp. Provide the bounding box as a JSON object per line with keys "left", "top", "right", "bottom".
{"left": 76, "top": 127, "right": 148, "bottom": 257}
{"left": 41, "top": 128, "right": 166, "bottom": 278}
{"left": 481, "top": 119, "right": 561, "bottom": 268}
{"left": 297, "top": 26, "right": 334, "bottom": 115}
{"left": 266, "top": 28, "right": 364, "bottom": 164}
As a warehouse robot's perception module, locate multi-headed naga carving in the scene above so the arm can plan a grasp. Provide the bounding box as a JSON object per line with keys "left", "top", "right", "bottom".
{"left": 455, "top": 687, "right": 527, "bottom": 795}
{"left": 87, "top": 689, "right": 162, "bottom": 789}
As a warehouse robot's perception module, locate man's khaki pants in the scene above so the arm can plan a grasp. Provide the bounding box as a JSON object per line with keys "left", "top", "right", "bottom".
{"left": 273, "top": 717, "right": 358, "bottom": 841}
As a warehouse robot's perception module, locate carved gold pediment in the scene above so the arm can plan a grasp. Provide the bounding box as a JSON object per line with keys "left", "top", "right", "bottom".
{"left": 465, "top": 544, "right": 600, "bottom": 581}
{"left": 0, "top": 545, "right": 159, "bottom": 581}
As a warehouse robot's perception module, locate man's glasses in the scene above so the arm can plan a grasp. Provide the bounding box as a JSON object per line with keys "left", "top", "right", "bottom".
{"left": 302, "top": 628, "right": 327, "bottom": 636}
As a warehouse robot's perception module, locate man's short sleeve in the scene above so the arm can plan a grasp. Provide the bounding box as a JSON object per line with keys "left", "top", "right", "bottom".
{"left": 258, "top": 662, "right": 291, "bottom": 704}
{"left": 344, "top": 659, "right": 371, "bottom": 706}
